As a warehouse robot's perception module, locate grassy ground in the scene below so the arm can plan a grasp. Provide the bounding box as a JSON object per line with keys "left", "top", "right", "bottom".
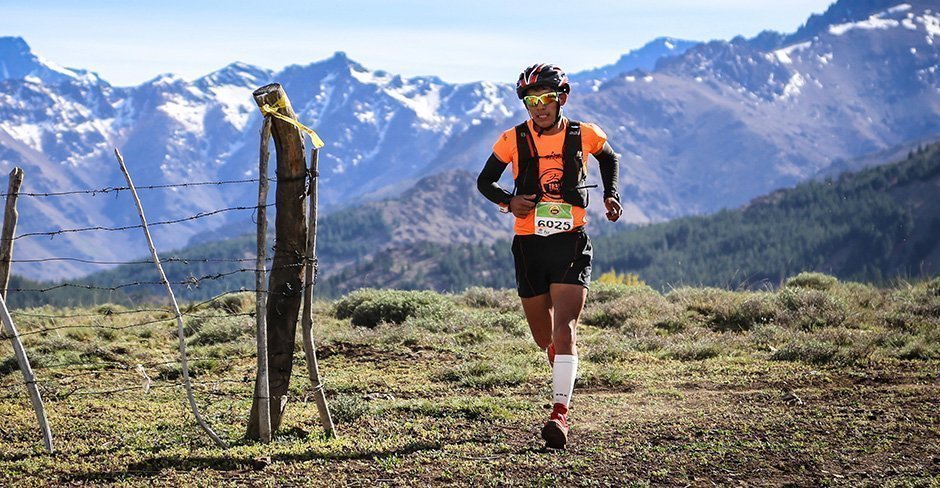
{"left": 0, "top": 273, "right": 938, "bottom": 486}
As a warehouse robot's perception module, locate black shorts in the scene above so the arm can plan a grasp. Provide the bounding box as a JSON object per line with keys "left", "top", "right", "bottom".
{"left": 511, "top": 228, "right": 593, "bottom": 298}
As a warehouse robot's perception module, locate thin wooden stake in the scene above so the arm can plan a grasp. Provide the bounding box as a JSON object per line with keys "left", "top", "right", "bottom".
{"left": 114, "top": 148, "right": 228, "bottom": 449}
{"left": 0, "top": 290, "right": 53, "bottom": 454}
{"left": 254, "top": 117, "right": 273, "bottom": 443}
{"left": 0, "top": 167, "right": 24, "bottom": 298}
{"left": 301, "top": 147, "right": 335, "bottom": 437}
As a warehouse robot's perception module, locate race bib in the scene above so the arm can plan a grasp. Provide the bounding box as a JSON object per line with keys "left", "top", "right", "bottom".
{"left": 534, "top": 202, "right": 574, "bottom": 236}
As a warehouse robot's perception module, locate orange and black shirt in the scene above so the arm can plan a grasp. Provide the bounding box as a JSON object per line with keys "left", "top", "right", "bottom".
{"left": 492, "top": 118, "right": 608, "bottom": 235}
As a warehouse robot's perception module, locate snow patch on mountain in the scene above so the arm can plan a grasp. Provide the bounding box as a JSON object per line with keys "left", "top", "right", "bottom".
{"left": 159, "top": 94, "right": 207, "bottom": 136}
{"left": 772, "top": 42, "right": 812, "bottom": 64}
{"left": 922, "top": 12, "right": 940, "bottom": 37}
{"left": 386, "top": 82, "right": 446, "bottom": 126}
{"left": 208, "top": 84, "right": 255, "bottom": 130}
{"left": 826, "top": 4, "right": 930, "bottom": 36}
{"left": 0, "top": 122, "right": 43, "bottom": 151}
{"left": 780, "top": 72, "right": 807, "bottom": 99}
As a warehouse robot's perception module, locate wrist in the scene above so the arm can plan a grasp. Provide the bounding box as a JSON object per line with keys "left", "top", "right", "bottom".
{"left": 604, "top": 191, "right": 620, "bottom": 202}
{"left": 499, "top": 194, "right": 512, "bottom": 214}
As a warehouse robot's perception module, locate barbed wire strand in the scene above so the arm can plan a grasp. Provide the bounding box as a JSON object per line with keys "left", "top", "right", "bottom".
{"left": 0, "top": 351, "right": 326, "bottom": 400}
{"left": 7, "top": 260, "right": 307, "bottom": 295}
{"left": 12, "top": 204, "right": 275, "bottom": 241}
{"left": 10, "top": 256, "right": 273, "bottom": 265}
{"left": 1, "top": 178, "right": 276, "bottom": 198}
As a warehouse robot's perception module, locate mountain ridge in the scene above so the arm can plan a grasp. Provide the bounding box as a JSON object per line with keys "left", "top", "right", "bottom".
{"left": 1, "top": 0, "right": 939, "bottom": 280}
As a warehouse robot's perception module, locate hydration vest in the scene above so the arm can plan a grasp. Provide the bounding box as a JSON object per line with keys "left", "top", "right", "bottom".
{"left": 513, "top": 120, "right": 589, "bottom": 208}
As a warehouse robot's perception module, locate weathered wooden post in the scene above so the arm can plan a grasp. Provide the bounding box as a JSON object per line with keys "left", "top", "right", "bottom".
{"left": 0, "top": 294, "right": 53, "bottom": 454}
{"left": 301, "top": 147, "right": 336, "bottom": 437}
{"left": 0, "top": 167, "right": 24, "bottom": 297}
{"left": 253, "top": 117, "right": 273, "bottom": 443}
{"left": 247, "top": 84, "right": 309, "bottom": 439}
{"left": 0, "top": 167, "right": 53, "bottom": 454}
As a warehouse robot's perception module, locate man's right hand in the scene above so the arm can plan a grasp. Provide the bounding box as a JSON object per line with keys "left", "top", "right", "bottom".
{"left": 510, "top": 194, "right": 538, "bottom": 218}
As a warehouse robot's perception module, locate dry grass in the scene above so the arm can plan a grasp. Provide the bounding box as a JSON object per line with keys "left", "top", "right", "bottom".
{"left": 0, "top": 276, "right": 938, "bottom": 486}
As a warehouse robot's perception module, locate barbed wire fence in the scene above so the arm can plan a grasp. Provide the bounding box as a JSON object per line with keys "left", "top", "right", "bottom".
{"left": 1, "top": 83, "right": 335, "bottom": 454}
{"left": 0, "top": 166, "right": 316, "bottom": 452}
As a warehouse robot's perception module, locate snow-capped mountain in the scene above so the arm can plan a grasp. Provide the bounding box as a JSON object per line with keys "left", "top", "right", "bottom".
{"left": 570, "top": 0, "right": 940, "bottom": 220}
{"left": 1, "top": 0, "right": 939, "bottom": 280}
{"left": 569, "top": 37, "right": 700, "bottom": 82}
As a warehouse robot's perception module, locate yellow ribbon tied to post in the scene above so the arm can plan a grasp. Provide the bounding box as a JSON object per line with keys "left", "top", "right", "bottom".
{"left": 259, "top": 98, "right": 325, "bottom": 149}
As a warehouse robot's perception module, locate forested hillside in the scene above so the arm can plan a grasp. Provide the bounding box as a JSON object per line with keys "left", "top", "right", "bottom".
{"left": 320, "top": 142, "right": 940, "bottom": 295}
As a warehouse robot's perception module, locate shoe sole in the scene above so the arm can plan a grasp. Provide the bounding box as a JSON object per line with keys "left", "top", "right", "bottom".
{"left": 541, "top": 420, "right": 568, "bottom": 449}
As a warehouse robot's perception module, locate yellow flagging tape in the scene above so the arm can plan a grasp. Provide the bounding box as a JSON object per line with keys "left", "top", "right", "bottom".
{"left": 259, "top": 98, "right": 325, "bottom": 148}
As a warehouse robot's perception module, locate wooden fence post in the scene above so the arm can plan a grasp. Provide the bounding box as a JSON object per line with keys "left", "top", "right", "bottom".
{"left": 253, "top": 117, "right": 273, "bottom": 443}
{"left": 0, "top": 167, "right": 24, "bottom": 297}
{"left": 0, "top": 167, "right": 53, "bottom": 454}
{"left": 301, "top": 147, "right": 336, "bottom": 437}
{"left": 246, "top": 83, "right": 308, "bottom": 439}
{"left": 0, "top": 294, "right": 53, "bottom": 454}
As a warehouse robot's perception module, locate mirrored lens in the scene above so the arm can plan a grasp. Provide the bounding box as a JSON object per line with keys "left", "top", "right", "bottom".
{"left": 523, "top": 92, "right": 560, "bottom": 107}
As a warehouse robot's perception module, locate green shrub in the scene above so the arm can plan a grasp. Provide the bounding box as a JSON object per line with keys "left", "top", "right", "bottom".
{"left": 777, "top": 287, "right": 846, "bottom": 330}
{"left": 583, "top": 286, "right": 673, "bottom": 329}
{"left": 748, "top": 323, "right": 791, "bottom": 352}
{"left": 329, "top": 394, "right": 370, "bottom": 423}
{"left": 460, "top": 287, "right": 518, "bottom": 311}
{"left": 832, "top": 281, "right": 883, "bottom": 309}
{"left": 589, "top": 283, "right": 658, "bottom": 304}
{"left": 927, "top": 277, "right": 940, "bottom": 297}
{"left": 667, "top": 287, "right": 775, "bottom": 332}
{"left": 785, "top": 272, "right": 839, "bottom": 291}
{"left": 704, "top": 292, "right": 777, "bottom": 332}
{"left": 896, "top": 338, "right": 938, "bottom": 360}
{"left": 472, "top": 310, "right": 527, "bottom": 337}
{"left": 666, "top": 286, "right": 737, "bottom": 322}
{"left": 883, "top": 280, "right": 940, "bottom": 330}
{"left": 189, "top": 316, "right": 253, "bottom": 346}
{"left": 875, "top": 330, "right": 940, "bottom": 360}
{"left": 652, "top": 312, "right": 692, "bottom": 333}
{"left": 454, "top": 327, "right": 493, "bottom": 346}
{"left": 206, "top": 292, "right": 254, "bottom": 314}
{"left": 333, "top": 289, "right": 455, "bottom": 328}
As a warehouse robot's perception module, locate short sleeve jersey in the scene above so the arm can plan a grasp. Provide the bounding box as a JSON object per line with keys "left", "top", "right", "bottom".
{"left": 492, "top": 118, "right": 608, "bottom": 235}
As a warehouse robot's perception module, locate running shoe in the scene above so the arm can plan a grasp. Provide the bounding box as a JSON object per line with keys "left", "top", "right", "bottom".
{"left": 541, "top": 403, "right": 569, "bottom": 449}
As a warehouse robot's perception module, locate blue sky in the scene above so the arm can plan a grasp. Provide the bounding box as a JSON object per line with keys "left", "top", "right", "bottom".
{"left": 1, "top": 1, "right": 835, "bottom": 86}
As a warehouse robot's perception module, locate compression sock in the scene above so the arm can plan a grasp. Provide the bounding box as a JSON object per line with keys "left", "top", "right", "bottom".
{"left": 552, "top": 354, "right": 578, "bottom": 408}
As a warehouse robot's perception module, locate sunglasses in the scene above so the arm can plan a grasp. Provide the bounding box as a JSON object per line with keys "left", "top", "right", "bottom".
{"left": 522, "top": 92, "right": 561, "bottom": 107}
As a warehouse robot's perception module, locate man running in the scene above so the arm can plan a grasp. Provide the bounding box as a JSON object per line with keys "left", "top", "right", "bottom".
{"left": 476, "top": 63, "right": 623, "bottom": 449}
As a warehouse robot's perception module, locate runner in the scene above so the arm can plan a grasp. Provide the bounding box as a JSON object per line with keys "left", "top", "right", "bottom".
{"left": 477, "top": 63, "right": 623, "bottom": 449}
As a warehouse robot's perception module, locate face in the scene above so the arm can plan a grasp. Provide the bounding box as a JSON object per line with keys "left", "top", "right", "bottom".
{"left": 523, "top": 86, "right": 567, "bottom": 130}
